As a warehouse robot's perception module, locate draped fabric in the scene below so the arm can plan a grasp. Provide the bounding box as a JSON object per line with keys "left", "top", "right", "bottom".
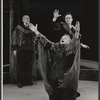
{"left": 10, "top": 25, "right": 38, "bottom": 83}
{"left": 37, "top": 36, "right": 80, "bottom": 100}
{"left": 10, "top": 51, "right": 18, "bottom": 83}
{"left": 10, "top": 45, "right": 38, "bottom": 83}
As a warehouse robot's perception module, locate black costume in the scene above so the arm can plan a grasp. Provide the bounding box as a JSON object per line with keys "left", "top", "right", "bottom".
{"left": 52, "top": 20, "right": 75, "bottom": 40}
{"left": 11, "top": 24, "right": 37, "bottom": 86}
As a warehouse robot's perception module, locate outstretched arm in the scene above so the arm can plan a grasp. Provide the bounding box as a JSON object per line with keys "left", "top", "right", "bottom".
{"left": 81, "top": 43, "right": 89, "bottom": 49}
{"left": 29, "top": 24, "right": 55, "bottom": 49}
{"left": 52, "top": 9, "right": 62, "bottom": 30}
{"left": 74, "top": 21, "right": 81, "bottom": 39}
{"left": 74, "top": 21, "right": 89, "bottom": 49}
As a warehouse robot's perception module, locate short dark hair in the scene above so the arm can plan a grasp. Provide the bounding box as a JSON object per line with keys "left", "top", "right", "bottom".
{"left": 63, "top": 12, "right": 73, "bottom": 19}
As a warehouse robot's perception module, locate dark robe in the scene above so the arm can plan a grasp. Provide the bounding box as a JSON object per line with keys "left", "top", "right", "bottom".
{"left": 51, "top": 20, "right": 75, "bottom": 42}
{"left": 37, "top": 35, "right": 80, "bottom": 100}
{"left": 11, "top": 24, "right": 38, "bottom": 83}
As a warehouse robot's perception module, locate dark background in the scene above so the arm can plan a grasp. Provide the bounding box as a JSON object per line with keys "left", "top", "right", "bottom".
{"left": 3, "top": 0, "right": 98, "bottom": 65}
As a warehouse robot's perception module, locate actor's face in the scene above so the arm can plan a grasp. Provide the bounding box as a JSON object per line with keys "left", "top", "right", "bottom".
{"left": 22, "top": 15, "right": 30, "bottom": 25}
{"left": 60, "top": 35, "right": 71, "bottom": 45}
{"left": 65, "top": 14, "right": 73, "bottom": 24}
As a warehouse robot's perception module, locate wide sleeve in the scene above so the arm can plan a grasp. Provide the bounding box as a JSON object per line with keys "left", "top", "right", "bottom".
{"left": 10, "top": 26, "right": 19, "bottom": 83}
{"left": 51, "top": 19, "right": 61, "bottom": 30}
{"left": 11, "top": 26, "right": 19, "bottom": 51}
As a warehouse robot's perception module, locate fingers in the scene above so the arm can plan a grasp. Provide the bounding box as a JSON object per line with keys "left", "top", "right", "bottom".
{"left": 83, "top": 45, "right": 90, "bottom": 49}
{"left": 30, "top": 23, "right": 38, "bottom": 28}
{"left": 75, "top": 21, "right": 80, "bottom": 29}
{"left": 36, "top": 24, "right": 38, "bottom": 29}
{"left": 54, "top": 9, "right": 59, "bottom": 13}
{"left": 29, "top": 23, "right": 35, "bottom": 28}
{"left": 76, "top": 21, "right": 80, "bottom": 27}
{"left": 86, "top": 46, "right": 90, "bottom": 49}
{"left": 59, "top": 14, "right": 61, "bottom": 17}
{"left": 53, "top": 9, "right": 61, "bottom": 17}
{"left": 29, "top": 23, "right": 39, "bottom": 33}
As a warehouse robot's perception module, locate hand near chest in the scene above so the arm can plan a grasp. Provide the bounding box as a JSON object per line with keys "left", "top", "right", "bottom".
{"left": 29, "top": 23, "right": 37, "bottom": 32}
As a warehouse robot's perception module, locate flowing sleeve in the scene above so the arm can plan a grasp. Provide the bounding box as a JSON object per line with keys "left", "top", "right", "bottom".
{"left": 58, "top": 37, "right": 81, "bottom": 91}
{"left": 11, "top": 27, "right": 18, "bottom": 51}
{"left": 10, "top": 26, "right": 19, "bottom": 83}
{"left": 36, "top": 36, "right": 56, "bottom": 95}
{"left": 51, "top": 19, "right": 61, "bottom": 30}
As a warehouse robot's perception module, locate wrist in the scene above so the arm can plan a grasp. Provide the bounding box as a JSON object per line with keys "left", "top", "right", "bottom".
{"left": 53, "top": 17, "right": 57, "bottom": 22}
{"left": 35, "top": 31, "right": 40, "bottom": 35}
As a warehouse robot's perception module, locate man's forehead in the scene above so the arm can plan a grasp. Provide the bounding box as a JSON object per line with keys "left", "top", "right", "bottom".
{"left": 23, "top": 15, "right": 29, "bottom": 19}
{"left": 65, "top": 15, "right": 72, "bottom": 18}
{"left": 62, "top": 35, "right": 70, "bottom": 38}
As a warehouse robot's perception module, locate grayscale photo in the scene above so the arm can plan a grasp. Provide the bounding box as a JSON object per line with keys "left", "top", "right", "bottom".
{"left": 3, "top": 0, "right": 98, "bottom": 100}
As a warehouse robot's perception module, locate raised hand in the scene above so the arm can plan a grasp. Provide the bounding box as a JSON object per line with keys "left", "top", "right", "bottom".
{"left": 75, "top": 21, "right": 81, "bottom": 39}
{"left": 53, "top": 9, "right": 61, "bottom": 18}
{"left": 75, "top": 21, "right": 80, "bottom": 32}
{"left": 29, "top": 23, "right": 40, "bottom": 35}
{"left": 29, "top": 23, "right": 37, "bottom": 32}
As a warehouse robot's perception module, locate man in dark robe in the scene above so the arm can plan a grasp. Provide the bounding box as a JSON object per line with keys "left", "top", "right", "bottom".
{"left": 36, "top": 32, "right": 81, "bottom": 100}
{"left": 11, "top": 15, "right": 38, "bottom": 88}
